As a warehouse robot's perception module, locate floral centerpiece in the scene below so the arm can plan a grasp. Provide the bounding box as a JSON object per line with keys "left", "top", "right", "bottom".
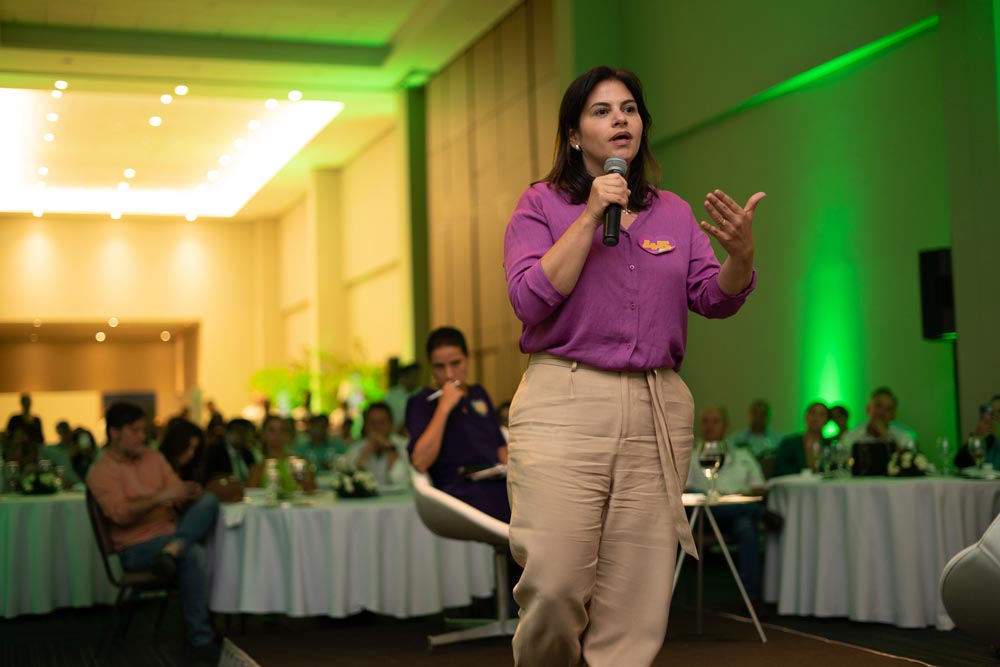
{"left": 330, "top": 467, "right": 379, "bottom": 498}
{"left": 887, "top": 449, "right": 929, "bottom": 477}
{"left": 21, "top": 469, "right": 60, "bottom": 495}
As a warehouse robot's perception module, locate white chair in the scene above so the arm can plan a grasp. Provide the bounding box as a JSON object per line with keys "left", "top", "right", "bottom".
{"left": 940, "top": 512, "right": 1000, "bottom": 649}
{"left": 411, "top": 469, "right": 516, "bottom": 647}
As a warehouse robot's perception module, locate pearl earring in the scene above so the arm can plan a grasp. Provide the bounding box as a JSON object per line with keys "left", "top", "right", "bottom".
{"left": 573, "top": 144, "right": 580, "bottom": 150}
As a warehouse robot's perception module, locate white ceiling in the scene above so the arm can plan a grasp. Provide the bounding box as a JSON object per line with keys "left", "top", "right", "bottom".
{"left": 0, "top": 0, "right": 520, "bottom": 221}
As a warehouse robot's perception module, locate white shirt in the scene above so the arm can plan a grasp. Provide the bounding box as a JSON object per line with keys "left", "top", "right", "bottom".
{"left": 346, "top": 434, "right": 410, "bottom": 487}
{"left": 840, "top": 424, "right": 913, "bottom": 449}
{"left": 686, "top": 444, "right": 764, "bottom": 495}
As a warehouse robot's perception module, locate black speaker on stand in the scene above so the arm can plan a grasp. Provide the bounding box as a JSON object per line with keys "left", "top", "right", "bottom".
{"left": 918, "top": 248, "right": 960, "bottom": 444}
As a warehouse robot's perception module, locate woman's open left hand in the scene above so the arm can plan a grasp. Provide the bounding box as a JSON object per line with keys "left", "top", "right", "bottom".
{"left": 700, "top": 189, "right": 766, "bottom": 262}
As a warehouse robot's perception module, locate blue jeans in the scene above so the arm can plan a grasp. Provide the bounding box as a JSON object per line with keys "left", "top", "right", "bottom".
{"left": 119, "top": 492, "right": 220, "bottom": 646}
{"left": 705, "top": 503, "right": 763, "bottom": 600}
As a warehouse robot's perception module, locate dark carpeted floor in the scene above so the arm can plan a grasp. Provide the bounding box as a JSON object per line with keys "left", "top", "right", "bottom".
{"left": 0, "top": 559, "right": 995, "bottom": 667}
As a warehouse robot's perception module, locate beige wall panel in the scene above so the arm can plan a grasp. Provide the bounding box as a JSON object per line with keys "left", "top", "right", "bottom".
{"left": 444, "top": 56, "right": 472, "bottom": 143}
{"left": 0, "top": 391, "right": 102, "bottom": 442}
{"left": 532, "top": 76, "right": 560, "bottom": 179}
{"left": 282, "top": 306, "right": 311, "bottom": 365}
{"left": 530, "top": 0, "right": 556, "bottom": 83}
{"left": 498, "top": 5, "right": 530, "bottom": 106}
{"left": 347, "top": 268, "right": 406, "bottom": 364}
{"left": 279, "top": 198, "right": 309, "bottom": 310}
{"left": 472, "top": 31, "right": 500, "bottom": 122}
{"left": 426, "top": 75, "right": 446, "bottom": 153}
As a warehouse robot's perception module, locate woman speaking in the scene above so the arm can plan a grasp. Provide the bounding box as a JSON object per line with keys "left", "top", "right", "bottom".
{"left": 503, "top": 65, "right": 764, "bottom": 667}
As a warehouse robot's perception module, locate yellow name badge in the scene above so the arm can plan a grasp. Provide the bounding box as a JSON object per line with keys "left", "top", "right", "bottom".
{"left": 639, "top": 238, "right": 675, "bottom": 254}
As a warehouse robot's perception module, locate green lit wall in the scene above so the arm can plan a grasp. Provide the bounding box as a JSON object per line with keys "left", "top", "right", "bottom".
{"left": 605, "top": 0, "right": 958, "bottom": 447}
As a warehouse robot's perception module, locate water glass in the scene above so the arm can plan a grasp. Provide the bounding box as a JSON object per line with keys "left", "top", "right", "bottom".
{"left": 936, "top": 437, "right": 952, "bottom": 476}
{"left": 969, "top": 437, "right": 987, "bottom": 471}
{"left": 4, "top": 461, "right": 21, "bottom": 494}
{"left": 698, "top": 440, "right": 727, "bottom": 500}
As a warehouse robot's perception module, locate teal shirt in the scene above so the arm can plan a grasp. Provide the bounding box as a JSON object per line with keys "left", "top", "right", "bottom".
{"left": 773, "top": 434, "right": 831, "bottom": 477}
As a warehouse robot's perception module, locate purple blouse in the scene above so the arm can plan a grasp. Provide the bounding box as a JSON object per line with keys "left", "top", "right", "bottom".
{"left": 504, "top": 182, "right": 755, "bottom": 372}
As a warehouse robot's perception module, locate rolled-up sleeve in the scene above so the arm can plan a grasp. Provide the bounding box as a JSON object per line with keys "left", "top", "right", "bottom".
{"left": 504, "top": 188, "right": 567, "bottom": 326}
{"left": 684, "top": 207, "right": 756, "bottom": 319}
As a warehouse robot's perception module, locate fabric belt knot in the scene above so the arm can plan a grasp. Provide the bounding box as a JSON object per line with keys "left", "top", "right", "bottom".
{"left": 645, "top": 370, "right": 697, "bottom": 558}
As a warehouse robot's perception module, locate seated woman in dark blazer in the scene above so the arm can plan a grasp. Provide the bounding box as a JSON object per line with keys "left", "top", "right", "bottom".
{"left": 773, "top": 402, "right": 831, "bottom": 477}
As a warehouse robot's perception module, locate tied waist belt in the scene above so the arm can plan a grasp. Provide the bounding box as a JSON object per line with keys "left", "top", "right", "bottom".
{"left": 528, "top": 353, "right": 697, "bottom": 558}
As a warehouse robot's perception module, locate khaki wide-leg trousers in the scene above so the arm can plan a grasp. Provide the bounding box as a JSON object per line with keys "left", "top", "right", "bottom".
{"left": 507, "top": 353, "right": 697, "bottom": 667}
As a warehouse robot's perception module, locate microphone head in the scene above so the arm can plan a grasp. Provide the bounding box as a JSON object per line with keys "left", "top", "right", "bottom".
{"left": 604, "top": 157, "right": 627, "bottom": 176}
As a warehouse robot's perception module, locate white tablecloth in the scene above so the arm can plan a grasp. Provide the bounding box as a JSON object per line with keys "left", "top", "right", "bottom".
{"left": 763, "top": 476, "right": 1000, "bottom": 629}
{"left": 208, "top": 490, "right": 495, "bottom": 617}
{"left": 0, "top": 492, "right": 117, "bottom": 618}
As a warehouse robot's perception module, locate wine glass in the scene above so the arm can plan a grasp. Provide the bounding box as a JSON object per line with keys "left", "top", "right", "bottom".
{"left": 969, "top": 437, "right": 987, "bottom": 472}
{"left": 936, "top": 437, "right": 952, "bottom": 476}
{"left": 698, "top": 440, "right": 727, "bottom": 500}
{"left": 3, "top": 461, "right": 21, "bottom": 494}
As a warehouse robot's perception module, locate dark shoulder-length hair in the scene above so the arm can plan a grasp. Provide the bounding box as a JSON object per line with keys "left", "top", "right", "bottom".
{"left": 541, "top": 66, "right": 660, "bottom": 211}
{"left": 159, "top": 418, "right": 205, "bottom": 477}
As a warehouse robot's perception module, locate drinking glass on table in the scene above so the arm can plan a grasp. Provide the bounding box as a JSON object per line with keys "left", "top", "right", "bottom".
{"left": 969, "top": 437, "right": 987, "bottom": 472}
{"left": 3, "top": 461, "right": 20, "bottom": 494}
{"left": 698, "top": 440, "right": 727, "bottom": 501}
{"left": 936, "top": 437, "right": 953, "bottom": 476}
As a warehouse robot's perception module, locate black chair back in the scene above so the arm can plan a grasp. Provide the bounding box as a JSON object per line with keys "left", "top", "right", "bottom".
{"left": 851, "top": 441, "right": 892, "bottom": 476}
{"left": 85, "top": 488, "right": 123, "bottom": 587}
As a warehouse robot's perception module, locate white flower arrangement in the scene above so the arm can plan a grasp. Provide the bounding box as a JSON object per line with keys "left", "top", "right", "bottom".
{"left": 330, "top": 467, "right": 379, "bottom": 498}
{"left": 887, "top": 449, "right": 929, "bottom": 477}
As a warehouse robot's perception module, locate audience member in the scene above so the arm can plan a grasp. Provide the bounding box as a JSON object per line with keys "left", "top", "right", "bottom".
{"left": 829, "top": 404, "right": 849, "bottom": 437}
{"left": 406, "top": 326, "right": 509, "bottom": 522}
{"left": 954, "top": 403, "right": 997, "bottom": 469}
{"left": 3, "top": 424, "right": 38, "bottom": 469}
{"left": 773, "top": 402, "right": 831, "bottom": 477}
{"left": 840, "top": 387, "right": 912, "bottom": 450}
{"left": 42, "top": 420, "right": 83, "bottom": 487}
{"left": 686, "top": 405, "right": 766, "bottom": 603}
{"left": 293, "top": 413, "right": 347, "bottom": 470}
{"left": 86, "top": 402, "right": 220, "bottom": 661}
{"left": 347, "top": 402, "right": 409, "bottom": 487}
{"left": 730, "top": 399, "right": 782, "bottom": 459}
{"left": 204, "top": 418, "right": 260, "bottom": 482}
{"left": 6, "top": 392, "right": 45, "bottom": 446}
{"left": 248, "top": 414, "right": 315, "bottom": 493}
{"left": 385, "top": 363, "right": 421, "bottom": 431}
{"left": 495, "top": 400, "right": 511, "bottom": 443}
{"left": 159, "top": 419, "right": 208, "bottom": 483}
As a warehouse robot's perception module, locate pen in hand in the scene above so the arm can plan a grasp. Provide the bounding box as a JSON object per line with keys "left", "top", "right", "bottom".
{"left": 427, "top": 380, "right": 461, "bottom": 401}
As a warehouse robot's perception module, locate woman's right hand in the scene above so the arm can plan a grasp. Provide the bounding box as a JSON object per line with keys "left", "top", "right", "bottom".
{"left": 583, "top": 173, "right": 630, "bottom": 226}
{"left": 438, "top": 380, "right": 467, "bottom": 413}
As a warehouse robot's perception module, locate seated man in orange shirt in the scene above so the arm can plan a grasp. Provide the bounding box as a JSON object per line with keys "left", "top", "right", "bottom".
{"left": 87, "top": 402, "right": 220, "bottom": 659}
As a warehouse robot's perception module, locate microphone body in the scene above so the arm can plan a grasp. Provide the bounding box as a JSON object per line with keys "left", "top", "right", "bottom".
{"left": 603, "top": 157, "right": 628, "bottom": 247}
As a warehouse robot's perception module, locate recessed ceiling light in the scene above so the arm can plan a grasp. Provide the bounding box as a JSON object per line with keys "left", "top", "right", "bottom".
{"left": 233, "top": 138, "right": 246, "bottom": 149}
{"left": 160, "top": 330, "right": 172, "bottom": 342}
{"left": 118, "top": 182, "right": 129, "bottom": 191}
{"left": 95, "top": 331, "right": 106, "bottom": 342}
{"left": 247, "top": 120, "right": 261, "bottom": 131}
{"left": 108, "top": 317, "right": 119, "bottom": 328}
{"left": 161, "top": 94, "right": 173, "bottom": 104}
{"left": 32, "top": 319, "right": 42, "bottom": 327}
{"left": 185, "top": 212, "right": 197, "bottom": 222}
{"left": 32, "top": 210, "right": 43, "bottom": 218}
{"left": 123, "top": 168, "right": 136, "bottom": 179}
{"left": 265, "top": 99, "right": 278, "bottom": 110}
{"left": 207, "top": 170, "right": 220, "bottom": 181}
{"left": 110, "top": 211, "right": 122, "bottom": 220}
{"left": 37, "top": 166, "right": 48, "bottom": 176}
{"left": 149, "top": 116, "right": 162, "bottom": 127}
{"left": 287, "top": 90, "right": 303, "bottom": 102}
{"left": 51, "top": 90, "right": 62, "bottom": 99}
{"left": 43, "top": 133, "right": 55, "bottom": 142}
{"left": 174, "top": 85, "right": 189, "bottom": 96}
{"left": 218, "top": 155, "right": 232, "bottom": 166}
{"left": 46, "top": 113, "right": 59, "bottom": 122}
{"left": 54, "top": 80, "right": 68, "bottom": 90}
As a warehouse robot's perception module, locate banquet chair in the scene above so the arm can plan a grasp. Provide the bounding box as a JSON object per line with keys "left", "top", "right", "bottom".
{"left": 940, "top": 512, "right": 1000, "bottom": 651}
{"left": 410, "top": 469, "right": 516, "bottom": 647}
{"left": 85, "top": 489, "right": 177, "bottom": 650}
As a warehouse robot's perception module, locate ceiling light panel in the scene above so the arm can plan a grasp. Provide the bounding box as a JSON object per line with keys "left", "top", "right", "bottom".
{"left": 0, "top": 88, "right": 343, "bottom": 217}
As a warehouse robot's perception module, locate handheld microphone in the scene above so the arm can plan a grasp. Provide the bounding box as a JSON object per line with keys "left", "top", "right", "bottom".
{"left": 602, "top": 157, "right": 627, "bottom": 247}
